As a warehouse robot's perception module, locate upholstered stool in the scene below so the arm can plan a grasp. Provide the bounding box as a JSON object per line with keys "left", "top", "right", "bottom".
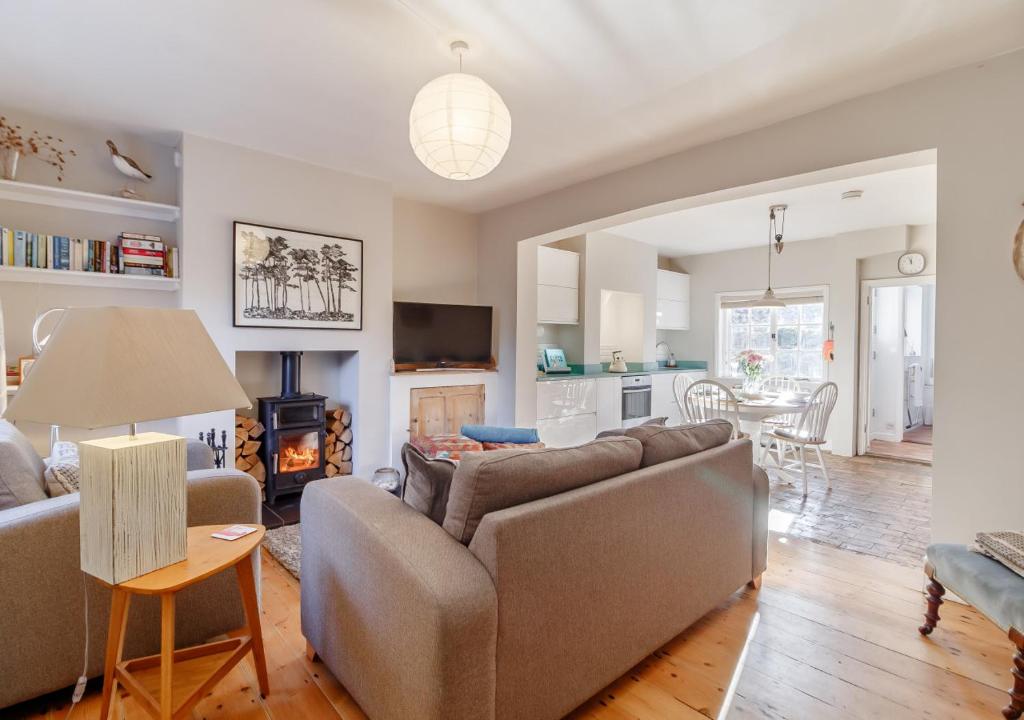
{"left": 920, "top": 543, "right": 1024, "bottom": 718}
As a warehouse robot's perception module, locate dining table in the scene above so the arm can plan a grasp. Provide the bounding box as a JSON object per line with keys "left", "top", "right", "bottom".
{"left": 724, "top": 391, "right": 811, "bottom": 451}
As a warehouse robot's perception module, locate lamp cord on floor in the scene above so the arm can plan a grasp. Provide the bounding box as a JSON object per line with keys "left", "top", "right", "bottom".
{"left": 65, "top": 574, "right": 90, "bottom": 718}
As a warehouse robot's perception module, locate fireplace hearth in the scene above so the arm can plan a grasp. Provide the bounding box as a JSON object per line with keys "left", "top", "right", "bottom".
{"left": 258, "top": 351, "right": 327, "bottom": 504}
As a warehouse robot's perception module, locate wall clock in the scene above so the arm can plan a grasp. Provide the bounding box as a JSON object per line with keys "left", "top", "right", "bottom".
{"left": 898, "top": 251, "right": 925, "bottom": 276}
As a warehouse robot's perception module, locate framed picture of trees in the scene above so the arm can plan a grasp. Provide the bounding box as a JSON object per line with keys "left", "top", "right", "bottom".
{"left": 233, "top": 222, "right": 363, "bottom": 330}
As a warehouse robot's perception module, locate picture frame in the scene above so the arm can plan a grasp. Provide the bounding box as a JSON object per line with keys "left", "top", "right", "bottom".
{"left": 233, "top": 221, "right": 363, "bottom": 330}
{"left": 18, "top": 356, "right": 35, "bottom": 384}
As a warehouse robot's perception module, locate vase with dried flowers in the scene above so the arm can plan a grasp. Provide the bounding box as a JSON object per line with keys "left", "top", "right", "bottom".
{"left": 0, "top": 117, "right": 76, "bottom": 182}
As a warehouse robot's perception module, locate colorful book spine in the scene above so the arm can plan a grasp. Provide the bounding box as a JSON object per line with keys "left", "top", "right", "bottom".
{"left": 122, "top": 266, "right": 165, "bottom": 276}
{"left": 120, "top": 238, "right": 164, "bottom": 252}
{"left": 120, "top": 232, "right": 162, "bottom": 242}
{"left": 14, "top": 231, "right": 26, "bottom": 267}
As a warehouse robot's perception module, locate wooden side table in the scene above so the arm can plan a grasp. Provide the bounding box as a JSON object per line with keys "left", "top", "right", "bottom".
{"left": 98, "top": 524, "right": 269, "bottom": 720}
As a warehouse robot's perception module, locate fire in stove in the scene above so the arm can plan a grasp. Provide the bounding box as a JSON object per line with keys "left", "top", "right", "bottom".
{"left": 279, "top": 432, "right": 320, "bottom": 473}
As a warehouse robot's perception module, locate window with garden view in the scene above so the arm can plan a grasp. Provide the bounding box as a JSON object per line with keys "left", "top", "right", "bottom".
{"left": 720, "top": 301, "right": 825, "bottom": 380}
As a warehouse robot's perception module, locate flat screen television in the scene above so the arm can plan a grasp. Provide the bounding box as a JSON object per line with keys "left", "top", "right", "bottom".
{"left": 393, "top": 302, "right": 493, "bottom": 367}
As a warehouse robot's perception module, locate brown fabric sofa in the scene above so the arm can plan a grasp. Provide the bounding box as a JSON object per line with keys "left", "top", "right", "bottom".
{"left": 301, "top": 430, "right": 769, "bottom": 720}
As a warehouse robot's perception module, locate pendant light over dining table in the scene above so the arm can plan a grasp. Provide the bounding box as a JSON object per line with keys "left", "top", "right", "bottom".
{"left": 733, "top": 204, "right": 789, "bottom": 309}
{"left": 409, "top": 40, "right": 511, "bottom": 180}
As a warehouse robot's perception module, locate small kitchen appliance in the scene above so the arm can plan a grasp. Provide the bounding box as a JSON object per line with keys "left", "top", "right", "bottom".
{"left": 608, "top": 350, "right": 628, "bottom": 373}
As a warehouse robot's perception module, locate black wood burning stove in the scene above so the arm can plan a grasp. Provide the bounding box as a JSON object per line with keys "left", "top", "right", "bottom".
{"left": 258, "top": 352, "right": 327, "bottom": 504}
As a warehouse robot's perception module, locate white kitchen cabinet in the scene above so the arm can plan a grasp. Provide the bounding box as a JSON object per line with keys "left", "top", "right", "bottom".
{"left": 656, "top": 269, "right": 690, "bottom": 330}
{"left": 537, "top": 284, "right": 579, "bottom": 324}
{"left": 537, "top": 377, "right": 597, "bottom": 446}
{"left": 537, "top": 414, "right": 598, "bottom": 448}
{"left": 537, "top": 246, "right": 580, "bottom": 324}
{"left": 656, "top": 298, "right": 689, "bottom": 331}
{"left": 651, "top": 373, "right": 681, "bottom": 426}
{"left": 537, "top": 246, "right": 579, "bottom": 288}
{"left": 651, "top": 371, "right": 707, "bottom": 425}
{"left": 596, "top": 377, "right": 622, "bottom": 432}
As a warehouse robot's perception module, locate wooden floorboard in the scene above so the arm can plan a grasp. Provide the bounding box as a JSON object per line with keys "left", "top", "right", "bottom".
{"left": 7, "top": 476, "right": 1014, "bottom": 720}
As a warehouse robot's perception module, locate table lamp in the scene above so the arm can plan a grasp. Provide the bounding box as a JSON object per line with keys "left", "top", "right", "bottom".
{"left": 4, "top": 307, "right": 250, "bottom": 583}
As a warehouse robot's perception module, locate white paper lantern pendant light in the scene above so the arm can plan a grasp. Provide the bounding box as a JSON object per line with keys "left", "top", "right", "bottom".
{"left": 409, "top": 40, "right": 511, "bottom": 181}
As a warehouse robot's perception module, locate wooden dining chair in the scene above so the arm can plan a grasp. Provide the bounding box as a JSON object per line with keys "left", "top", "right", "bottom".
{"left": 759, "top": 376, "right": 803, "bottom": 463}
{"left": 683, "top": 379, "right": 743, "bottom": 440}
{"left": 673, "top": 373, "right": 698, "bottom": 423}
{"left": 760, "top": 381, "right": 838, "bottom": 497}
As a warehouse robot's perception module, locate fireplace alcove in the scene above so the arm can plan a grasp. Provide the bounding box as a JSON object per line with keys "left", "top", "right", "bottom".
{"left": 235, "top": 349, "right": 358, "bottom": 524}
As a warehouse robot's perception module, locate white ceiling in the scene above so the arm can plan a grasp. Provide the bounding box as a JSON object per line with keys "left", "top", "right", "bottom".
{"left": 605, "top": 163, "right": 936, "bottom": 256}
{"left": 1, "top": 1, "right": 1021, "bottom": 212}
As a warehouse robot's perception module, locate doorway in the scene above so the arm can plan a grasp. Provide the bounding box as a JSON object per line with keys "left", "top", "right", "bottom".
{"left": 858, "top": 278, "right": 935, "bottom": 463}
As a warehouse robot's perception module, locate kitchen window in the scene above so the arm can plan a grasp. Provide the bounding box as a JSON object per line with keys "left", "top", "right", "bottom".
{"left": 717, "top": 289, "right": 827, "bottom": 380}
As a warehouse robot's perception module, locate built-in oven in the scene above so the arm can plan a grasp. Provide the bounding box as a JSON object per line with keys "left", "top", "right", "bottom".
{"left": 621, "top": 374, "right": 652, "bottom": 427}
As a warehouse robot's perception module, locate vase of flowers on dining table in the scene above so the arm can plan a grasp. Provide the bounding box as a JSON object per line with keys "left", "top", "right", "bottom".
{"left": 736, "top": 350, "right": 769, "bottom": 396}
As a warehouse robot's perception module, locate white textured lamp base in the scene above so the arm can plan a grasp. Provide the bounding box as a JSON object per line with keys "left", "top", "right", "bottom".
{"left": 79, "top": 432, "right": 187, "bottom": 584}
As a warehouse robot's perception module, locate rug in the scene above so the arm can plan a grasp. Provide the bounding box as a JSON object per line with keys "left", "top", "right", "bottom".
{"left": 263, "top": 523, "right": 301, "bottom": 579}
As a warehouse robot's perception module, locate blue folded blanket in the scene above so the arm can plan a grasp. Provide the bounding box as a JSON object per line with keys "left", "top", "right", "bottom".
{"left": 460, "top": 424, "right": 540, "bottom": 444}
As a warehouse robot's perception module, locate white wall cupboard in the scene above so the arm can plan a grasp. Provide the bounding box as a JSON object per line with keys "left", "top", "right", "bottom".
{"left": 655, "top": 269, "right": 690, "bottom": 330}
{"left": 537, "top": 246, "right": 580, "bottom": 324}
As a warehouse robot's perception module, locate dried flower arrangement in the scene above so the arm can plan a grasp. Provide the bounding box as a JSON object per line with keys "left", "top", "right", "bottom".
{"left": 0, "top": 116, "right": 77, "bottom": 181}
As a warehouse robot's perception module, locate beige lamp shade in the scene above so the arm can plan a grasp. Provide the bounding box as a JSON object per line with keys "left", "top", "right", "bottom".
{"left": 4, "top": 307, "right": 250, "bottom": 429}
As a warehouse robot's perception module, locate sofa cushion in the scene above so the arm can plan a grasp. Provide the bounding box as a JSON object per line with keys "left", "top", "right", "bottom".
{"left": 44, "top": 441, "right": 80, "bottom": 496}
{"left": 0, "top": 420, "right": 47, "bottom": 509}
{"left": 443, "top": 436, "right": 643, "bottom": 544}
{"left": 595, "top": 416, "right": 667, "bottom": 439}
{"left": 624, "top": 418, "right": 734, "bottom": 467}
{"left": 401, "top": 442, "right": 457, "bottom": 525}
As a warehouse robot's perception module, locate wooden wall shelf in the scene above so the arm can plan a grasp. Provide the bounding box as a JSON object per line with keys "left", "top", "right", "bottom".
{"left": 0, "top": 266, "right": 180, "bottom": 291}
{"left": 0, "top": 178, "right": 180, "bottom": 222}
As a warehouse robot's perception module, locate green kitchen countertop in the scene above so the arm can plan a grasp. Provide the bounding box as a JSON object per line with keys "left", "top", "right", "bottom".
{"left": 536, "top": 361, "right": 708, "bottom": 382}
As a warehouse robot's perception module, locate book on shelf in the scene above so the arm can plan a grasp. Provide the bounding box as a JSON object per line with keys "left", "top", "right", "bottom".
{"left": 0, "top": 226, "right": 177, "bottom": 280}
{"left": 120, "top": 232, "right": 162, "bottom": 243}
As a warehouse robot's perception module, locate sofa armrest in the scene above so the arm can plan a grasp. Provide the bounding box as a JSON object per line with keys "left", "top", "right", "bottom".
{"left": 186, "top": 439, "right": 216, "bottom": 471}
{"left": 752, "top": 464, "right": 770, "bottom": 578}
{"left": 0, "top": 469, "right": 260, "bottom": 711}
{"left": 300, "top": 477, "right": 496, "bottom": 720}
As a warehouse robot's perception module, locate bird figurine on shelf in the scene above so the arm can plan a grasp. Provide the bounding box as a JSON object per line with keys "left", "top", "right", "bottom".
{"left": 106, "top": 139, "right": 151, "bottom": 199}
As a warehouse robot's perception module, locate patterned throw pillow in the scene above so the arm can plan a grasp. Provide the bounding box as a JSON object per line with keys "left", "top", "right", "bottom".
{"left": 44, "top": 441, "right": 80, "bottom": 496}
{"left": 973, "top": 531, "right": 1024, "bottom": 578}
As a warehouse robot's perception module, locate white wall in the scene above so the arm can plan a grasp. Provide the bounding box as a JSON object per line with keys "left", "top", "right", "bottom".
{"left": 582, "top": 232, "right": 658, "bottom": 366}
{"left": 393, "top": 197, "right": 478, "bottom": 305}
{"left": 178, "top": 134, "right": 393, "bottom": 477}
{"left": 477, "top": 50, "right": 1024, "bottom": 545}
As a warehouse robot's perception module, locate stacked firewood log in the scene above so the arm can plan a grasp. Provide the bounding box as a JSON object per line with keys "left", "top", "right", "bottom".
{"left": 234, "top": 415, "right": 266, "bottom": 498}
{"left": 324, "top": 407, "right": 354, "bottom": 477}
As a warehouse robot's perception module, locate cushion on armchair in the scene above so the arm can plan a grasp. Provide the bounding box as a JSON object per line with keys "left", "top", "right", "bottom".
{"left": 0, "top": 420, "right": 47, "bottom": 509}
{"left": 401, "top": 443, "right": 457, "bottom": 525}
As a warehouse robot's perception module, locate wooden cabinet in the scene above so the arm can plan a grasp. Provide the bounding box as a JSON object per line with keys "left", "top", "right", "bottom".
{"left": 537, "top": 246, "right": 580, "bottom": 324}
{"left": 409, "top": 384, "right": 484, "bottom": 439}
{"left": 656, "top": 269, "right": 690, "bottom": 330}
